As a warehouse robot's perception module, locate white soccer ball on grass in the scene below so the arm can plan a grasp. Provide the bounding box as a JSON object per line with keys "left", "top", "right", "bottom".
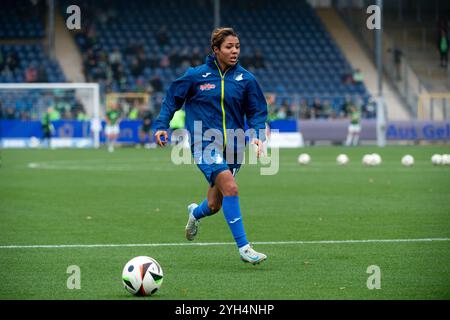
{"left": 431, "top": 154, "right": 442, "bottom": 165}
{"left": 370, "top": 153, "right": 382, "bottom": 166}
{"left": 122, "top": 256, "right": 163, "bottom": 296}
{"left": 441, "top": 154, "right": 450, "bottom": 165}
{"left": 298, "top": 153, "right": 311, "bottom": 165}
{"left": 401, "top": 155, "right": 414, "bottom": 167}
{"left": 362, "top": 154, "right": 374, "bottom": 166}
{"left": 336, "top": 154, "right": 349, "bottom": 165}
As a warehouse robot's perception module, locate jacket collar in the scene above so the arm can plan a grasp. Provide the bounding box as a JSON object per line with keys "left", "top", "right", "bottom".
{"left": 206, "top": 54, "right": 239, "bottom": 73}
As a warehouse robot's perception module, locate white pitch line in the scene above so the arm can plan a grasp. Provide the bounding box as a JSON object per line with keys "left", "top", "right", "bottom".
{"left": 1, "top": 238, "right": 449, "bottom": 249}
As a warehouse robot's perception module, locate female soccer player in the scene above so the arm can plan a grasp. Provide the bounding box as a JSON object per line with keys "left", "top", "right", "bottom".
{"left": 154, "top": 27, "right": 267, "bottom": 265}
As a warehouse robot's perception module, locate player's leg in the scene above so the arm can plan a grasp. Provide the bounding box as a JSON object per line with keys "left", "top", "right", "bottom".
{"left": 109, "top": 125, "right": 120, "bottom": 152}
{"left": 108, "top": 133, "right": 116, "bottom": 152}
{"left": 42, "top": 129, "right": 50, "bottom": 148}
{"left": 106, "top": 133, "right": 112, "bottom": 152}
{"left": 195, "top": 164, "right": 238, "bottom": 216}
{"left": 352, "top": 132, "right": 360, "bottom": 146}
{"left": 214, "top": 170, "right": 267, "bottom": 264}
{"left": 352, "top": 125, "right": 361, "bottom": 146}
{"left": 105, "top": 125, "right": 113, "bottom": 152}
{"left": 138, "top": 128, "right": 146, "bottom": 147}
{"left": 345, "top": 127, "right": 353, "bottom": 146}
{"left": 185, "top": 185, "right": 222, "bottom": 241}
{"left": 194, "top": 185, "right": 222, "bottom": 218}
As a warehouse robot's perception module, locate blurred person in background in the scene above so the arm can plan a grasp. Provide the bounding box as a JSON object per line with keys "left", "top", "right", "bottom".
{"left": 298, "top": 99, "right": 310, "bottom": 119}
{"left": 438, "top": 29, "right": 448, "bottom": 68}
{"left": 5, "top": 107, "right": 16, "bottom": 120}
{"left": 352, "top": 68, "right": 363, "bottom": 83}
{"left": 340, "top": 95, "right": 352, "bottom": 117}
{"left": 104, "top": 102, "right": 122, "bottom": 152}
{"left": 150, "top": 75, "right": 164, "bottom": 93}
{"left": 128, "top": 100, "right": 140, "bottom": 119}
{"left": 345, "top": 105, "right": 361, "bottom": 147}
{"left": 322, "top": 100, "right": 333, "bottom": 119}
{"left": 109, "top": 47, "right": 122, "bottom": 75}
{"left": 6, "top": 51, "right": 20, "bottom": 72}
{"left": 138, "top": 108, "right": 154, "bottom": 148}
{"left": 41, "top": 107, "right": 55, "bottom": 148}
{"left": 310, "top": 97, "right": 323, "bottom": 119}
{"left": 25, "top": 63, "right": 38, "bottom": 83}
{"left": 276, "top": 102, "right": 288, "bottom": 119}
{"left": 156, "top": 25, "right": 169, "bottom": 47}
{"left": 388, "top": 46, "right": 403, "bottom": 81}
{"left": 169, "top": 108, "right": 188, "bottom": 148}
{"left": 265, "top": 94, "right": 278, "bottom": 121}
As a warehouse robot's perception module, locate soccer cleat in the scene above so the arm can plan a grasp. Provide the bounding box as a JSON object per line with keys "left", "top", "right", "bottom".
{"left": 185, "top": 203, "right": 200, "bottom": 241}
{"left": 239, "top": 244, "right": 267, "bottom": 265}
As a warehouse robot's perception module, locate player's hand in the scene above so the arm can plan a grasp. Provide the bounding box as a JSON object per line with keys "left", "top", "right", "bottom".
{"left": 251, "top": 138, "right": 265, "bottom": 158}
{"left": 154, "top": 130, "right": 169, "bottom": 147}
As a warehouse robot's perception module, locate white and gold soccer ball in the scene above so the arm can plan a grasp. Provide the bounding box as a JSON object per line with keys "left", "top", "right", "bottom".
{"left": 122, "top": 256, "right": 163, "bottom": 296}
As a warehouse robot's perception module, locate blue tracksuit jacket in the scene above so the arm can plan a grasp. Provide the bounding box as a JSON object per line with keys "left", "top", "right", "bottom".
{"left": 154, "top": 55, "right": 267, "bottom": 152}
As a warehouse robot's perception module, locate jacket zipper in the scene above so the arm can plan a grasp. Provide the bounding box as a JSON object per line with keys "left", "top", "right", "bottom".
{"left": 214, "top": 61, "right": 229, "bottom": 148}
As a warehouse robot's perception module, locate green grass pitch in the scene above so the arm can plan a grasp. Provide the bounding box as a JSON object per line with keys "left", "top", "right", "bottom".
{"left": 0, "top": 145, "right": 449, "bottom": 299}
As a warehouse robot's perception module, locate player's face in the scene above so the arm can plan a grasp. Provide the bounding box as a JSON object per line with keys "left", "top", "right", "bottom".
{"left": 214, "top": 35, "right": 240, "bottom": 70}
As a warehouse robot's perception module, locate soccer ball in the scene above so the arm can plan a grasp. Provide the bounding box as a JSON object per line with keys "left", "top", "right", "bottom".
{"left": 122, "top": 256, "right": 163, "bottom": 296}
{"left": 371, "top": 153, "right": 382, "bottom": 166}
{"left": 442, "top": 154, "right": 450, "bottom": 165}
{"left": 336, "top": 154, "right": 349, "bottom": 165}
{"left": 431, "top": 154, "right": 442, "bottom": 165}
{"left": 362, "top": 154, "right": 373, "bottom": 166}
{"left": 298, "top": 153, "right": 311, "bottom": 165}
{"left": 401, "top": 155, "right": 414, "bottom": 167}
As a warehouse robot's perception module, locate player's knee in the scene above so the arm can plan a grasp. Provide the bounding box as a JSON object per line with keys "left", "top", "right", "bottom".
{"left": 223, "top": 183, "right": 238, "bottom": 196}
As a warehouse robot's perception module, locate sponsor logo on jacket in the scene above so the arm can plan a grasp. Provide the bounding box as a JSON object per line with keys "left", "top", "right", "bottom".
{"left": 199, "top": 83, "right": 216, "bottom": 91}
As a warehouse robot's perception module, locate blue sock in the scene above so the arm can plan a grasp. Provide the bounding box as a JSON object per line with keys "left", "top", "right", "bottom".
{"left": 193, "top": 199, "right": 213, "bottom": 220}
{"left": 222, "top": 196, "right": 248, "bottom": 248}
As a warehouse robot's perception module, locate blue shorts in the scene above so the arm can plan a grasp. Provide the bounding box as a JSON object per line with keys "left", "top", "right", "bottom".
{"left": 194, "top": 151, "right": 241, "bottom": 187}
